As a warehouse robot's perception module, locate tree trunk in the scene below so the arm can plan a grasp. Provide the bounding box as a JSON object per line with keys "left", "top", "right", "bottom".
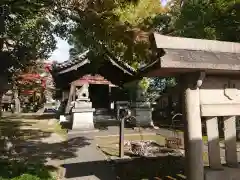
{"left": 0, "top": 76, "right": 10, "bottom": 117}
{"left": 14, "top": 90, "right": 21, "bottom": 113}
{"left": 0, "top": 92, "right": 3, "bottom": 117}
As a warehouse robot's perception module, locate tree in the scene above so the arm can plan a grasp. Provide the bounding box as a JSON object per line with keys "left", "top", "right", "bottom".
{"left": 148, "top": 0, "right": 240, "bottom": 96}
{"left": 52, "top": 0, "right": 167, "bottom": 65}
{"left": 0, "top": 0, "right": 57, "bottom": 92}
{"left": 169, "top": 0, "right": 240, "bottom": 42}
{"left": 0, "top": 0, "right": 62, "bottom": 113}
{"left": 50, "top": 0, "right": 170, "bottom": 97}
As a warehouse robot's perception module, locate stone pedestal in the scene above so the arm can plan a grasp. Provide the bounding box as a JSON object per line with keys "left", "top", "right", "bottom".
{"left": 72, "top": 108, "right": 95, "bottom": 130}
{"left": 71, "top": 101, "right": 95, "bottom": 130}
{"left": 131, "top": 102, "right": 152, "bottom": 126}
{"left": 205, "top": 167, "right": 240, "bottom": 180}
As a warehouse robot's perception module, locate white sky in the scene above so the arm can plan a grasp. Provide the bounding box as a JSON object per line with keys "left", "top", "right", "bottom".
{"left": 48, "top": 37, "right": 71, "bottom": 62}
{"left": 161, "top": 0, "right": 168, "bottom": 6}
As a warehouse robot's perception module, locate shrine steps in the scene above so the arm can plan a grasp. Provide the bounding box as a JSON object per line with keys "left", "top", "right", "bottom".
{"left": 154, "top": 173, "right": 186, "bottom": 180}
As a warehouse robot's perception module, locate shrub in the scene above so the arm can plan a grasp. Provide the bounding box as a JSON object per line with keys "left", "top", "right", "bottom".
{"left": 11, "top": 174, "right": 41, "bottom": 180}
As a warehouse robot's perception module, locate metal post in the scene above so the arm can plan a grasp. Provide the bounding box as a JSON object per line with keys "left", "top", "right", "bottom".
{"left": 117, "top": 106, "right": 125, "bottom": 158}
{"left": 119, "top": 115, "right": 125, "bottom": 158}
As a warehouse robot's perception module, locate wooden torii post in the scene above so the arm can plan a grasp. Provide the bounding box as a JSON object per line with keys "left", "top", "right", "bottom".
{"left": 136, "top": 33, "right": 240, "bottom": 180}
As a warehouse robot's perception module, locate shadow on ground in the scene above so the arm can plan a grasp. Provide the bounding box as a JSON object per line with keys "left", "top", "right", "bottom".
{"left": 94, "top": 119, "right": 119, "bottom": 131}
{"left": 1, "top": 113, "right": 57, "bottom": 120}
{"left": 0, "top": 116, "right": 91, "bottom": 180}
{"left": 63, "top": 156, "right": 184, "bottom": 180}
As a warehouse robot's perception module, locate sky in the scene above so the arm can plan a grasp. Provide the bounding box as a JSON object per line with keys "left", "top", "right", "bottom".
{"left": 48, "top": 0, "right": 168, "bottom": 63}
{"left": 161, "top": 0, "right": 168, "bottom": 6}
{"left": 48, "top": 37, "right": 71, "bottom": 62}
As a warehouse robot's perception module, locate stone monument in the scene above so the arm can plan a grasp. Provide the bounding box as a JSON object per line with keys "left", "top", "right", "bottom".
{"left": 71, "top": 84, "right": 95, "bottom": 130}
{"left": 130, "top": 81, "right": 153, "bottom": 127}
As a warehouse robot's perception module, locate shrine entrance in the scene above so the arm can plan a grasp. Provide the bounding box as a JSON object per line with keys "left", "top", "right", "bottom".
{"left": 89, "top": 84, "right": 109, "bottom": 109}
{"left": 71, "top": 74, "right": 116, "bottom": 112}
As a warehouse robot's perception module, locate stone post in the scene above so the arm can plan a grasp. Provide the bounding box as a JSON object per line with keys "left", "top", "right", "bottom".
{"left": 223, "top": 116, "right": 238, "bottom": 167}
{"left": 183, "top": 75, "right": 204, "bottom": 180}
{"left": 131, "top": 80, "right": 152, "bottom": 127}
{"left": 206, "top": 116, "right": 222, "bottom": 169}
{"left": 14, "top": 89, "right": 21, "bottom": 113}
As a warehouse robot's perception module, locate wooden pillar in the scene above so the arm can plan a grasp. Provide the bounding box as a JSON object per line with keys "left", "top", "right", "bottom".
{"left": 14, "top": 89, "right": 21, "bottom": 113}
{"left": 62, "top": 91, "right": 65, "bottom": 101}
{"left": 65, "top": 84, "right": 75, "bottom": 114}
{"left": 206, "top": 117, "right": 222, "bottom": 169}
{"left": 109, "top": 85, "right": 111, "bottom": 111}
{"left": 168, "top": 95, "right": 173, "bottom": 118}
{"left": 223, "top": 116, "right": 238, "bottom": 167}
{"left": 183, "top": 78, "right": 204, "bottom": 180}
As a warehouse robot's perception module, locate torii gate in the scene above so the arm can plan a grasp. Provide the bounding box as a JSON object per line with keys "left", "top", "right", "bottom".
{"left": 137, "top": 33, "right": 240, "bottom": 180}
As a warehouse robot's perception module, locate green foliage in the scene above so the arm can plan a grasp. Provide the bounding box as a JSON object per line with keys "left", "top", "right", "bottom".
{"left": 170, "top": 0, "right": 240, "bottom": 42}
{"left": 60, "top": 0, "right": 166, "bottom": 64}
{"left": 138, "top": 77, "right": 150, "bottom": 92}
{"left": 0, "top": 0, "right": 57, "bottom": 81}
{"left": 0, "top": 160, "right": 55, "bottom": 180}
{"left": 11, "top": 174, "right": 41, "bottom": 180}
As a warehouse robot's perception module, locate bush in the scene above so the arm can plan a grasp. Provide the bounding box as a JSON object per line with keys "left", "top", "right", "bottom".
{"left": 11, "top": 174, "right": 41, "bottom": 180}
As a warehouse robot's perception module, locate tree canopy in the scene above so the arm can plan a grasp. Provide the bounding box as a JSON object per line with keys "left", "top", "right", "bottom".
{"left": 0, "top": 0, "right": 57, "bottom": 85}
{"left": 171, "top": 0, "right": 240, "bottom": 42}
{"left": 60, "top": 0, "right": 168, "bottom": 65}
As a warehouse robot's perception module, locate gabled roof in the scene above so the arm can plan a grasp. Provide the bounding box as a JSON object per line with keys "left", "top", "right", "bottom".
{"left": 52, "top": 50, "right": 136, "bottom": 75}
{"left": 51, "top": 50, "right": 136, "bottom": 87}
{"left": 52, "top": 50, "right": 90, "bottom": 74}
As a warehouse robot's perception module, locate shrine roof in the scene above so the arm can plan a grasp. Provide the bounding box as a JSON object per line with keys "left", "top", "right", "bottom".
{"left": 72, "top": 74, "right": 117, "bottom": 87}
{"left": 52, "top": 50, "right": 90, "bottom": 74}
{"left": 52, "top": 50, "right": 136, "bottom": 75}
{"left": 136, "top": 33, "right": 240, "bottom": 78}
{"left": 51, "top": 50, "right": 136, "bottom": 87}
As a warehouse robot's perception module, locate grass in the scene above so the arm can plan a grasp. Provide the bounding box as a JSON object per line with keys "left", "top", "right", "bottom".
{"left": 17, "top": 117, "right": 67, "bottom": 140}
{"left": 0, "top": 114, "right": 66, "bottom": 180}
{"left": 0, "top": 159, "right": 56, "bottom": 180}
{"left": 96, "top": 134, "right": 166, "bottom": 157}
{"left": 52, "top": 122, "right": 68, "bottom": 139}
{"left": 202, "top": 135, "right": 224, "bottom": 144}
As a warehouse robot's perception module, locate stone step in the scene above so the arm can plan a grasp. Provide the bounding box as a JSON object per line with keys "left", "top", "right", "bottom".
{"left": 164, "top": 176, "right": 177, "bottom": 180}
{"left": 154, "top": 174, "right": 186, "bottom": 180}
{"left": 176, "top": 174, "right": 186, "bottom": 179}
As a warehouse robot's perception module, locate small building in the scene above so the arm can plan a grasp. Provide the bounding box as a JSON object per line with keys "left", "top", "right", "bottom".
{"left": 51, "top": 50, "right": 136, "bottom": 116}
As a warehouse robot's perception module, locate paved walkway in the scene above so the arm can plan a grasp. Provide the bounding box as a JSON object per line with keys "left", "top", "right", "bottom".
{"left": 63, "top": 133, "right": 116, "bottom": 180}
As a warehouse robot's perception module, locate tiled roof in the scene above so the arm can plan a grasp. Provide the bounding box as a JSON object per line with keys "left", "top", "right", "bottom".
{"left": 52, "top": 49, "right": 136, "bottom": 75}
{"left": 53, "top": 50, "right": 89, "bottom": 71}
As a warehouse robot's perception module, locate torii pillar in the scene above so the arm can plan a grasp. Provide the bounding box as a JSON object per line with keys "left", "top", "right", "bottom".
{"left": 135, "top": 33, "right": 240, "bottom": 180}
{"left": 181, "top": 73, "right": 204, "bottom": 180}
